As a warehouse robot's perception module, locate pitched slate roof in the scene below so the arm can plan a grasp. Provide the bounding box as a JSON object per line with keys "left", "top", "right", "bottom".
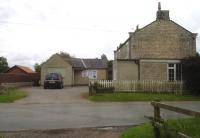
{"left": 70, "top": 58, "right": 85, "bottom": 68}
{"left": 60, "top": 55, "right": 107, "bottom": 69}
{"left": 82, "top": 59, "right": 107, "bottom": 69}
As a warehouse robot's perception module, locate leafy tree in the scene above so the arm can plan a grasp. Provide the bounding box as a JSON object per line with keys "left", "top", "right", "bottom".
{"left": 34, "top": 63, "right": 41, "bottom": 73}
{"left": 59, "top": 51, "right": 71, "bottom": 58}
{"left": 0, "top": 56, "right": 9, "bottom": 73}
{"left": 182, "top": 54, "right": 200, "bottom": 95}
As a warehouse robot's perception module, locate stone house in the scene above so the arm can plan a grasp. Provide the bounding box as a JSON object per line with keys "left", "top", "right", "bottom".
{"left": 113, "top": 3, "right": 197, "bottom": 81}
{"left": 41, "top": 54, "right": 108, "bottom": 86}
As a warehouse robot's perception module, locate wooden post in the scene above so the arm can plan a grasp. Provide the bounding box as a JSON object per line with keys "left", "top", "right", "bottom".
{"left": 153, "top": 101, "right": 161, "bottom": 138}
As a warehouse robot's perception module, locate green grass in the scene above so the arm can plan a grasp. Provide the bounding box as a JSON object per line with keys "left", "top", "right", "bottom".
{"left": 121, "top": 118, "right": 200, "bottom": 138}
{"left": 88, "top": 92, "right": 200, "bottom": 102}
{"left": 0, "top": 88, "right": 28, "bottom": 103}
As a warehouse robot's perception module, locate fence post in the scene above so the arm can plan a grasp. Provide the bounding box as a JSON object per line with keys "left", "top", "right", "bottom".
{"left": 153, "top": 101, "right": 161, "bottom": 138}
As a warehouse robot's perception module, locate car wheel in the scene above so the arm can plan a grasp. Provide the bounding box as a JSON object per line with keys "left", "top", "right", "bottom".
{"left": 59, "top": 84, "right": 62, "bottom": 89}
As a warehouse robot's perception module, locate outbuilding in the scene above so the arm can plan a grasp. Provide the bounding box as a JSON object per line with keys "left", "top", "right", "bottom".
{"left": 41, "top": 53, "right": 108, "bottom": 86}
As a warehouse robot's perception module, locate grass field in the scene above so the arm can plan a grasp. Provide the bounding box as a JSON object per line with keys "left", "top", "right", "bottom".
{"left": 121, "top": 118, "right": 200, "bottom": 138}
{"left": 88, "top": 92, "right": 200, "bottom": 102}
{"left": 0, "top": 87, "right": 28, "bottom": 103}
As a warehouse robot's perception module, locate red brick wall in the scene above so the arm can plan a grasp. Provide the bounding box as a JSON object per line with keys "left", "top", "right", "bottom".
{"left": 0, "top": 73, "right": 40, "bottom": 84}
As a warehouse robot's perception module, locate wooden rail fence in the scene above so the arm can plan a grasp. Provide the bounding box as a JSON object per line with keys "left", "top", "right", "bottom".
{"left": 146, "top": 101, "right": 200, "bottom": 138}
{"left": 89, "top": 80, "right": 183, "bottom": 94}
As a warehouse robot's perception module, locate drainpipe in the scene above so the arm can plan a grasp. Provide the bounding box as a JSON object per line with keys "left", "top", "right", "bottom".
{"left": 135, "top": 60, "right": 140, "bottom": 80}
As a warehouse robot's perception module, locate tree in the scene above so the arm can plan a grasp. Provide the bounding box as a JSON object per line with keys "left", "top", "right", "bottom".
{"left": 182, "top": 54, "right": 200, "bottom": 95}
{"left": 59, "top": 51, "right": 71, "bottom": 58}
{"left": 34, "top": 63, "right": 41, "bottom": 73}
{"left": 0, "top": 56, "right": 9, "bottom": 73}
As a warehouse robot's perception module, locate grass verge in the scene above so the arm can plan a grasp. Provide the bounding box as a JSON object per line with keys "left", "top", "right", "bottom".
{"left": 0, "top": 87, "right": 28, "bottom": 103}
{"left": 88, "top": 92, "right": 200, "bottom": 102}
{"left": 121, "top": 118, "right": 200, "bottom": 138}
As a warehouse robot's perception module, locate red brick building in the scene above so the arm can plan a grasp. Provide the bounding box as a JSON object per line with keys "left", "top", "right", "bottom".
{"left": 5, "top": 65, "right": 35, "bottom": 74}
{"left": 0, "top": 65, "right": 40, "bottom": 86}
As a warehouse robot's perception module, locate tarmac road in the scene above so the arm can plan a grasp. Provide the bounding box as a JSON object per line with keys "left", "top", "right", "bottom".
{"left": 0, "top": 87, "right": 200, "bottom": 131}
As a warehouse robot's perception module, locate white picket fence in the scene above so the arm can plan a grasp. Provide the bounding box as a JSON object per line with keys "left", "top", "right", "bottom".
{"left": 89, "top": 80, "right": 183, "bottom": 94}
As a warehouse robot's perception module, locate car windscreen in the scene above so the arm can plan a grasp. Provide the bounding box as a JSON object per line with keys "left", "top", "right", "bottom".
{"left": 45, "top": 73, "right": 59, "bottom": 80}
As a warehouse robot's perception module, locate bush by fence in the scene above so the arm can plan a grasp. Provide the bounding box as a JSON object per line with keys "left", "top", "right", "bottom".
{"left": 182, "top": 55, "right": 200, "bottom": 95}
{"left": 89, "top": 80, "right": 183, "bottom": 95}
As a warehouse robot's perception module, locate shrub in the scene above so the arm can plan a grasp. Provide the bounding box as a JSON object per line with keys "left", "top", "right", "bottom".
{"left": 93, "top": 82, "right": 114, "bottom": 93}
{"left": 0, "top": 86, "right": 7, "bottom": 95}
{"left": 182, "top": 54, "right": 200, "bottom": 95}
{"left": 96, "top": 87, "right": 114, "bottom": 93}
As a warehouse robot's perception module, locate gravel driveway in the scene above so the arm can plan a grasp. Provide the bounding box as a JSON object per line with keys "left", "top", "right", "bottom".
{"left": 16, "top": 86, "right": 90, "bottom": 104}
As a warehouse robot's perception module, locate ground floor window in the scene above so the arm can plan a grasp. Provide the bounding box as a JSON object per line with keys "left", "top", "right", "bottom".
{"left": 167, "top": 63, "right": 182, "bottom": 81}
{"left": 88, "top": 70, "right": 97, "bottom": 79}
{"left": 81, "top": 70, "right": 97, "bottom": 79}
{"left": 81, "top": 70, "right": 88, "bottom": 78}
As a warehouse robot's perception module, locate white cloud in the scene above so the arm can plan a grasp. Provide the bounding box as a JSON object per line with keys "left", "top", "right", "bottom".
{"left": 0, "top": 0, "right": 200, "bottom": 68}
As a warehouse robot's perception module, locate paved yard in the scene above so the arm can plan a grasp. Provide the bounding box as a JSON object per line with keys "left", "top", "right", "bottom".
{"left": 0, "top": 86, "right": 200, "bottom": 132}
{"left": 16, "top": 86, "right": 90, "bottom": 104}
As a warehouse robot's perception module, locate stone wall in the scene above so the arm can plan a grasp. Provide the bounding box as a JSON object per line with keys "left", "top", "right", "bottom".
{"left": 113, "top": 60, "right": 138, "bottom": 80}
{"left": 140, "top": 61, "right": 167, "bottom": 80}
{"left": 116, "top": 42, "right": 129, "bottom": 59}
{"left": 74, "top": 69, "right": 107, "bottom": 85}
{"left": 1, "top": 82, "right": 33, "bottom": 88}
{"left": 130, "top": 20, "right": 196, "bottom": 59}
{"left": 41, "top": 54, "right": 73, "bottom": 86}
{"left": 97, "top": 69, "right": 107, "bottom": 80}
{"left": 74, "top": 70, "right": 88, "bottom": 85}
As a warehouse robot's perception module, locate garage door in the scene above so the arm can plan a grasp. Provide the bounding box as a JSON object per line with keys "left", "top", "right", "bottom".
{"left": 47, "top": 68, "right": 66, "bottom": 78}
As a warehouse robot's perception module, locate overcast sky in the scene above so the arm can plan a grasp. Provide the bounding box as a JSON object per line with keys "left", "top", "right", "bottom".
{"left": 0, "top": 0, "right": 200, "bottom": 69}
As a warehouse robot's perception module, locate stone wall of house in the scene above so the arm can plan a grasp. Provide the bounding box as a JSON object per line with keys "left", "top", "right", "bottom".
{"left": 96, "top": 69, "right": 107, "bottom": 80}
{"left": 74, "top": 70, "right": 89, "bottom": 85}
{"left": 130, "top": 20, "right": 196, "bottom": 59}
{"left": 41, "top": 54, "right": 73, "bottom": 86}
{"left": 116, "top": 42, "right": 129, "bottom": 59}
{"left": 113, "top": 60, "right": 138, "bottom": 80}
{"left": 74, "top": 69, "right": 107, "bottom": 85}
{"left": 140, "top": 61, "right": 167, "bottom": 80}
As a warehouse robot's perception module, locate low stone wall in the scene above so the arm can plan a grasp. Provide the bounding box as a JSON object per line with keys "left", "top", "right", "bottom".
{"left": 1, "top": 82, "right": 33, "bottom": 88}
